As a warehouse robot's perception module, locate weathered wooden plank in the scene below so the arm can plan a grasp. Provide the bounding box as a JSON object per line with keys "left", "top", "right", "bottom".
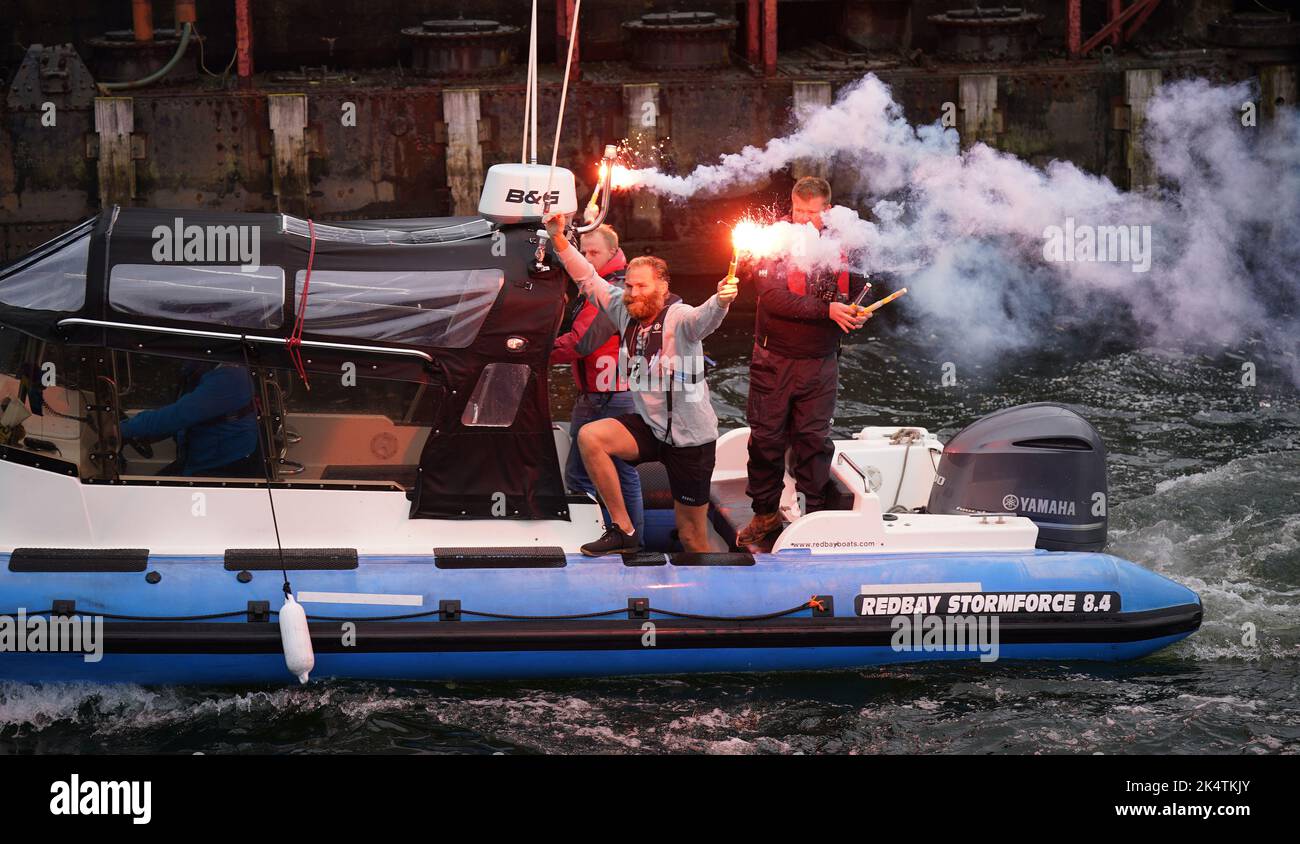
{"left": 442, "top": 89, "right": 484, "bottom": 217}
{"left": 623, "top": 83, "right": 661, "bottom": 238}
{"left": 792, "top": 81, "right": 832, "bottom": 180}
{"left": 268, "top": 93, "right": 310, "bottom": 215}
{"left": 94, "top": 97, "right": 134, "bottom": 207}
{"left": 1261, "top": 64, "right": 1298, "bottom": 124}
{"left": 958, "top": 74, "right": 1000, "bottom": 150}
{"left": 1124, "top": 69, "right": 1162, "bottom": 190}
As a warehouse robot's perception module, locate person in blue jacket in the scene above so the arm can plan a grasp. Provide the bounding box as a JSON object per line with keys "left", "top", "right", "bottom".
{"left": 120, "top": 361, "right": 262, "bottom": 477}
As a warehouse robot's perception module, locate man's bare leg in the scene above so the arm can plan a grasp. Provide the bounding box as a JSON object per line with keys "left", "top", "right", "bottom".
{"left": 577, "top": 418, "right": 642, "bottom": 533}
{"left": 674, "top": 501, "right": 713, "bottom": 553}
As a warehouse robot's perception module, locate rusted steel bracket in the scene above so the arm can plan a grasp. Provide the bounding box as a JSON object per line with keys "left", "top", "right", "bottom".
{"left": 6, "top": 44, "right": 97, "bottom": 111}
{"left": 1072, "top": 0, "right": 1163, "bottom": 57}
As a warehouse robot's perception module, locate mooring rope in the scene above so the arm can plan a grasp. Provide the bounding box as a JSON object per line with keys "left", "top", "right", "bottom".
{"left": 543, "top": 0, "right": 583, "bottom": 210}
{"left": 7, "top": 598, "right": 829, "bottom": 625}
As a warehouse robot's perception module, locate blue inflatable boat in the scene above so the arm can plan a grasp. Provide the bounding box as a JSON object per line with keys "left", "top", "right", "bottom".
{"left": 0, "top": 208, "right": 1200, "bottom": 684}
{"left": 0, "top": 548, "right": 1200, "bottom": 684}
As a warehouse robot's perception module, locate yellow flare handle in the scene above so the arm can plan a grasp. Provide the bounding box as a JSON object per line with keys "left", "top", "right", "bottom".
{"left": 858, "top": 286, "right": 908, "bottom": 314}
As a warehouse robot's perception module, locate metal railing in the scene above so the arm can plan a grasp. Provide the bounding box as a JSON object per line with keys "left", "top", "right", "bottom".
{"left": 56, "top": 318, "right": 436, "bottom": 364}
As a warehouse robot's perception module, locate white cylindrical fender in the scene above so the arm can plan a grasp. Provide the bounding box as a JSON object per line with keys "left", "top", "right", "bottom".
{"left": 278, "top": 594, "right": 315, "bottom": 683}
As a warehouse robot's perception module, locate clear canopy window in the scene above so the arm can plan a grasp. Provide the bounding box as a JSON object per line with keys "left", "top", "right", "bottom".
{"left": 283, "top": 215, "right": 494, "bottom": 245}
{"left": 110, "top": 264, "right": 285, "bottom": 329}
{"left": 0, "top": 233, "right": 89, "bottom": 312}
{"left": 293, "top": 269, "right": 502, "bottom": 348}
{"left": 460, "top": 362, "right": 530, "bottom": 428}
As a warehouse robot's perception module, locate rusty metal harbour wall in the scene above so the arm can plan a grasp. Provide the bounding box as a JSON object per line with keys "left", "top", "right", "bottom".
{"left": 1, "top": 0, "right": 1296, "bottom": 272}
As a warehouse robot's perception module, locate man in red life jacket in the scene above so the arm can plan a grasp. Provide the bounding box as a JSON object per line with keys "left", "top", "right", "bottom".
{"left": 551, "top": 224, "right": 644, "bottom": 538}
{"left": 737, "top": 176, "right": 872, "bottom": 546}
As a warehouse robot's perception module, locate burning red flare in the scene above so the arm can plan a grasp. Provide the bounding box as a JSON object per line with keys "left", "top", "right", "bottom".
{"left": 732, "top": 219, "right": 778, "bottom": 260}
{"left": 608, "top": 164, "right": 640, "bottom": 190}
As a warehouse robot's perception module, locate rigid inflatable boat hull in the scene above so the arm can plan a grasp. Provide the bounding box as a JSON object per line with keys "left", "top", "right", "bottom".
{"left": 0, "top": 550, "right": 1201, "bottom": 684}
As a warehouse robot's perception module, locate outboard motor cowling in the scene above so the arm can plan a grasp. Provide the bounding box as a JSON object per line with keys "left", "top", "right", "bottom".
{"left": 927, "top": 403, "right": 1108, "bottom": 551}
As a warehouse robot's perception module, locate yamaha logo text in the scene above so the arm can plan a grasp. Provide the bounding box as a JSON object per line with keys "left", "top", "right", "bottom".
{"left": 1003, "top": 493, "right": 1076, "bottom": 516}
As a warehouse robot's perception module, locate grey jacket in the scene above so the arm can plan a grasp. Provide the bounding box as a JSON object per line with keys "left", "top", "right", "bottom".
{"left": 557, "top": 245, "right": 730, "bottom": 447}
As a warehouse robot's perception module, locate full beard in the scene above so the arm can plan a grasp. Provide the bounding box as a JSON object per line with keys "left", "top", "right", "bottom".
{"left": 626, "top": 294, "right": 665, "bottom": 322}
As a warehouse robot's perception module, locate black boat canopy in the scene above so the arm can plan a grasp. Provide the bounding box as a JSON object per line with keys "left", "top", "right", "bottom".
{"left": 0, "top": 207, "right": 571, "bottom": 521}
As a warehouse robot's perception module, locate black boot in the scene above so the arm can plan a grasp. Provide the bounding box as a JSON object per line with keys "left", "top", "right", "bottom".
{"left": 581, "top": 524, "right": 642, "bottom": 557}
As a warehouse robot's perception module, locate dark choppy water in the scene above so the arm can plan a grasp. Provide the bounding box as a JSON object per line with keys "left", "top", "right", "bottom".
{"left": 3, "top": 314, "right": 1298, "bottom": 754}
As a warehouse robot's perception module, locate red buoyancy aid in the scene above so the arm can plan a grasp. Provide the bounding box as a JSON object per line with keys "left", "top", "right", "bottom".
{"left": 563, "top": 250, "right": 630, "bottom": 393}
{"left": 784, "top": 213, "right": 850, "bottom": 299}
{"left": 786, "top": 265, "right": 850, "bottom": 299}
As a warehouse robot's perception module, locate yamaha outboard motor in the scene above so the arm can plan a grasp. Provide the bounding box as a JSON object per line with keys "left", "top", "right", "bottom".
{"left": 927, "top": 403, "right": 1107, "bottom": 551}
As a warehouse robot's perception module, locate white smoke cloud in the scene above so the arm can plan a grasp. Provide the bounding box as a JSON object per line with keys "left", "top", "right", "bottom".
{"left": 625, "top": 74, "right": 1300, "bottom": 380}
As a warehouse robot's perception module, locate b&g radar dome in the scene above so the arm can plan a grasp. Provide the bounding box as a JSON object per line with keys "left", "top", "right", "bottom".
{"left": 478, "top": 163, "right": 577, "bottom": 225}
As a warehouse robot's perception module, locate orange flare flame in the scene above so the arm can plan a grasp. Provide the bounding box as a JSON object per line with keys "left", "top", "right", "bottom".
{"left": 609, "top": 164, "right": 640, "bottom": 190}
{"left": 732, "top": 219, "right": 778, "bottom": 260}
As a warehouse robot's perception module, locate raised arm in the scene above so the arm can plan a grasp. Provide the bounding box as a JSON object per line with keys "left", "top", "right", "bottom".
{"left": 545, "top": 213, "right": 629, "bottom": 331}
{"left": 556, "top": 246, "right": 630, "bottom": 331}
{"left": 675, "top": 293, "right": 731, "bottom": 344}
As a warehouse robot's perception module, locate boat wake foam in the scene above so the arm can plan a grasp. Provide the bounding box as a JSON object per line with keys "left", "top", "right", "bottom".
{"left": 1111, "top": 451, "right": 1300, "bottom": 661}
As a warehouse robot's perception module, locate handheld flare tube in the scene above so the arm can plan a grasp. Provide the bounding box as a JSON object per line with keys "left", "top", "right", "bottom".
{"left": 584, "top": 175, "right": 602, "bottom": 222}
{"left": 858, "top": 286, "right": 908, "bottom": 315}
{"left": 575, "top": 145, "right": 618, "bottom": 234}
{"left": 849, "top": 281, "right": 873, "bottom": 311}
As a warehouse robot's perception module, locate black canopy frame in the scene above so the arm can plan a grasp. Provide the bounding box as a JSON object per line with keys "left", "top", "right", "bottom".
{"left": 0, "top": 207, "right": 572, "bottom": 521}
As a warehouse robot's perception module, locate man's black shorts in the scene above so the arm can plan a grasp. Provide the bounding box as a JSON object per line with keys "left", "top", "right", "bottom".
{"left": 614, "top": 413, "right": 716, "bottom": 507}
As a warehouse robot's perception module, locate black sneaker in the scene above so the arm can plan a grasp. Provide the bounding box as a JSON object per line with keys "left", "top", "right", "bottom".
{"left": 581, "top": 524, "right": 642, "bottom": 557}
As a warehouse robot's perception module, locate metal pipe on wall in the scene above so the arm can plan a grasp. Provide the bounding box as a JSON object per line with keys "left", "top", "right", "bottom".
{"left": 174, "top": 0, "right": 196, "bottom": 28}
{"left": 132, "top": 0, "right": 154, "bottom": 42}
{"left": 763, "top": 0, "right": 777, "bottom": 76}
{"left": 236, "top": 0, "right": 254, "bottom": 83}
{"left": 1068, "top": 0, "right": 1081, "bottom": 56}
{"left": 101, "top": 23, "right": 192, "bottom": 89}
